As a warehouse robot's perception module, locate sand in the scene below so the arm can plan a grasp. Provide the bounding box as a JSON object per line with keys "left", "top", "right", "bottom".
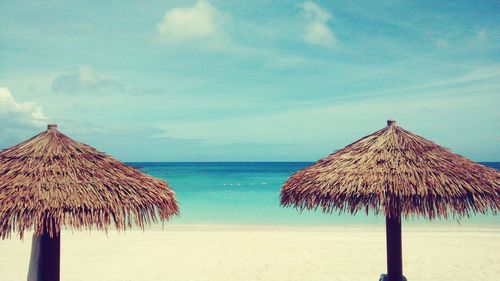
{"left": 0, "top": 225, "right": 498, "bottom": 281}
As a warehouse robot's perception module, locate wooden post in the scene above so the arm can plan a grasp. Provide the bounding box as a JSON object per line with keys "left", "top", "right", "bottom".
{"left": 28, "top": 232, "right": 60, "bottom": 281}
{"left": 385, "top": 215, "right": 403, "bottom": 281}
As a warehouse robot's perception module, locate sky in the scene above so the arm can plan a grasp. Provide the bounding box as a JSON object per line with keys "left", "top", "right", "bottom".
{"left": 0, "top": 0, "right": 499, "bottom": 161}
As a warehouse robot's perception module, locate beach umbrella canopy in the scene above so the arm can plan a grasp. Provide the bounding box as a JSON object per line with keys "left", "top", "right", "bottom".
{"left": 0, "top": 124, "right": 179, "bottom": 280}
{"left": 281, "top": 120, "right": 499, "bottom": 281}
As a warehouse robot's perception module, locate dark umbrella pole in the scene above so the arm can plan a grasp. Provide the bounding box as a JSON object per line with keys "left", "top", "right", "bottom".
{"left": 28, "top": 232, "right": 60, "bottom": 281}
{"left": 382, "top": 214, "right": 406, "bottom": 281}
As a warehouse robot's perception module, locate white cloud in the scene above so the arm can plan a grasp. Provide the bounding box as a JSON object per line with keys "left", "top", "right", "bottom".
{"left": 300, "top": 1, "right": 336, "bottom": 47}
{"left": 0, "top": 87, "right": 45, "bottom": 122}
{"left": 157, "top": 0, "right": 223, "bottom": 42}
{"left": 52, "top": 66, "right": 124, "bottom": 94}
{"left": 0, "top": 87, "right": 46, "bottom": 147}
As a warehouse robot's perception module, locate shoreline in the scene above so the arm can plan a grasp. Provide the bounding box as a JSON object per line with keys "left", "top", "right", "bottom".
{"left": 63, "top": 223, "right": 500, "bottom": 234}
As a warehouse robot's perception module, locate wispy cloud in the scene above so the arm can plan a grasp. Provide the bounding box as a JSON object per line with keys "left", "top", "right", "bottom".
{"left": 300, "top": 1, "right": 336, "bottom": 47}
{"left": 51, "top": 66, "right": 163, "bottom": 95}
{"left": 156, "top": 0, "right": 227, "bottom": 46}
{"left": 52, "top": 66, "right": 123, "bottom": 94}
{"left": 49, "top": 119, "right": 207, "bottom": 161}
{"left": 289, "top": 66, "right": 500, "bottom": 108}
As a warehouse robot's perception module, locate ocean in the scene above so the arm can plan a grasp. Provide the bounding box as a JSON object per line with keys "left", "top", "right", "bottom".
{"left": 130, "top": 162, "right": 500, "bottom": 226}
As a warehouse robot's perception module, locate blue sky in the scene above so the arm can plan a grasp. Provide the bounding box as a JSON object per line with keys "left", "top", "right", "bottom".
{"left": 0, "top": 0, "right": 499, "bottom": 161}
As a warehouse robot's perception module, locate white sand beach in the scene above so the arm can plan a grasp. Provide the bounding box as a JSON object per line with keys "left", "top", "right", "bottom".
{"left": 1, "top": 225, "right": 498, "bottom": 281}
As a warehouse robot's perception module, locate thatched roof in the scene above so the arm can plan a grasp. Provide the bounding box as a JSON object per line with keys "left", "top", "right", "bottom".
{"left": 281, "top": 120, "right": 500, "bottom": 219}
{"left": 0, "top": 125, "right": 179, "bottom": 239}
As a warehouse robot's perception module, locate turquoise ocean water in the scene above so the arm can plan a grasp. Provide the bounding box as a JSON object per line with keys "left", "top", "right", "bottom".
{"left": 130, "top": 162, "right": 500, "bottom": 226}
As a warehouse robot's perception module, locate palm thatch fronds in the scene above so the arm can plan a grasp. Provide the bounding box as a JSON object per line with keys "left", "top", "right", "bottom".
{"left": 0, "top": 125, "right": 179, "bottom": 239}
{"left": 281, "top": 120, "right": 500, "bottom": 219}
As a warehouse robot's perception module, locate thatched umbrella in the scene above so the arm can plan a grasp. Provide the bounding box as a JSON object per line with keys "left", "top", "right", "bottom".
{"left": 281, "top": 120, "right": 499, "bottom": 281}
{"left": 0, "top": 124, "right": 179, "bottom": 281}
